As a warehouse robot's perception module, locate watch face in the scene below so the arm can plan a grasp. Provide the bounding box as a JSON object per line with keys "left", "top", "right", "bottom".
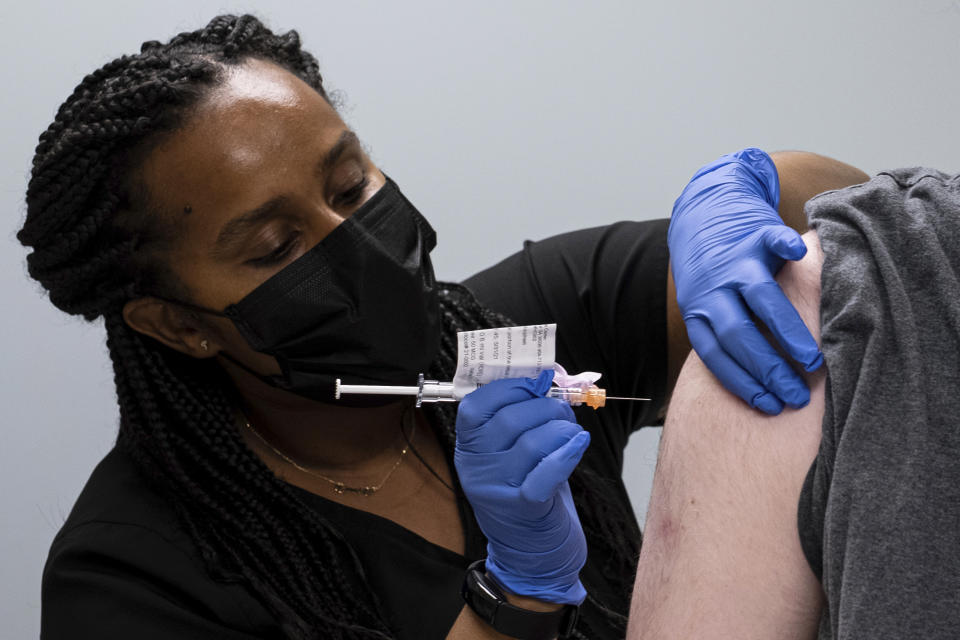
{"left": 474, "top": 579, "right": 502, "bottom": 602}
{"left": 461, "top": 565, "right": 500, "bottom": 622}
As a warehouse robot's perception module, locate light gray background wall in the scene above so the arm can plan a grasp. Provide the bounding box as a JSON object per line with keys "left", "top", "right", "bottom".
{"left": 2, "top": 1, "right": 958, "bottom": 636}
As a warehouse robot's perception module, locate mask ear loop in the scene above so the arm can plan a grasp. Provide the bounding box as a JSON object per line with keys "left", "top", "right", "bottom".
{"left": 215, "top": 349, "right": 288, "bottom": 388}
{"left": 149, "top": 294, "right": 286, "bottom": 389}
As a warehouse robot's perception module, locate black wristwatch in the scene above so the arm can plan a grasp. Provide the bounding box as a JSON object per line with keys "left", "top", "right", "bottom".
{"left": 460, "top": 560, "right": 579, "bottom": 640}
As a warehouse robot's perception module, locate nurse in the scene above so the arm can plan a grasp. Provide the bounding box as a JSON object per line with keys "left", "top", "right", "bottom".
{"left": 21, "top": 14, "right": 865, "bottom": 640}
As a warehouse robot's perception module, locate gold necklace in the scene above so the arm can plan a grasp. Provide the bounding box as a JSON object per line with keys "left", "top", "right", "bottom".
{"left": 244, "top": 408, "right": 415, "bottom": 497}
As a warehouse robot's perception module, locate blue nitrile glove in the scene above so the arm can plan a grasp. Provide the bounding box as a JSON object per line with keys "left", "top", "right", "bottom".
{"left": 669, "top": 148, "right": 823, "bottom": 415}
{"left": 454, "top": 370, "right": 589, "bottom": 605}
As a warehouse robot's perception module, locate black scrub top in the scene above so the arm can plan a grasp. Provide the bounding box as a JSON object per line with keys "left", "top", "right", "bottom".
{"left": 41, "top": 220, "right": 670, "bottom": 639}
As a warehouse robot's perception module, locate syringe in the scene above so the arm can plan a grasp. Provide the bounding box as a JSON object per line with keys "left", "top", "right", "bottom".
{"left": 335, "top": 374, "right": 650, "bottom": 410}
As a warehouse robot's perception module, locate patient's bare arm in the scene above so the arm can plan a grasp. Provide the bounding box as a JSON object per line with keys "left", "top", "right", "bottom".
{"left": 628, "top": 231, "right": 826, "bottom": 639}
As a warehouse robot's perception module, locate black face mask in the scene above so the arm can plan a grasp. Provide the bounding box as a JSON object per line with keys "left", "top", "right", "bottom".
{"left": 169, "top": 177, "right": 441, "bottom": 405}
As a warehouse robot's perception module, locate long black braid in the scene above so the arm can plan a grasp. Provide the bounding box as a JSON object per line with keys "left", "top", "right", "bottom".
{"left": 18, "top": 14, "right": 639, "bottom": 638}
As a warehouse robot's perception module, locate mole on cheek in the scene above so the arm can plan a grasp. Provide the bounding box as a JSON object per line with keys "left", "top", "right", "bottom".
{"left": 183, "top": 205, "right": 193, "bottom": 215}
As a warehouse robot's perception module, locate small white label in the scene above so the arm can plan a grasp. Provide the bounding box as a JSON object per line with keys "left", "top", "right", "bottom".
{"left": 452, "top": 324, "right": 556, "bottom": 398}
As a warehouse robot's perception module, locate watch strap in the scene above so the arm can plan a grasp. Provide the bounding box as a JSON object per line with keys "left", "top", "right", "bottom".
{"left": 461, "top": 560, "right": 579, "bottom": 640}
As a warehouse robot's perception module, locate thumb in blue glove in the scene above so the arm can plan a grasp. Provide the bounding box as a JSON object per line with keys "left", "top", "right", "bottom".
{"left": 669, "top": 148, "right": 823, "bottom": 415}
{"left": 455, "top": 370, "right": 590, "bottom": 605}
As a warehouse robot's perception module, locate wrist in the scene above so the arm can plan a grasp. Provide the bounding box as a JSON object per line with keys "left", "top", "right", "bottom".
{"left": 672, "top": 148, "right": 781, "bottom": 227}
{"left": 488, "top": 574, "right": 564, "bottom": 613}
{"left": 726, "top": 147, "right": 781, "bottom": 208}
{"left": 485, "top": 555, "right": 588, "bottom": 606}
{"left": 461, "top": 560, "right": 580, "bottom": 640}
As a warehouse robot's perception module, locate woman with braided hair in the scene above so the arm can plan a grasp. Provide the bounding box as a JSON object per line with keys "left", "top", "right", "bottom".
{"left": 20, "top": 13, "right": 867, "bottom": 640}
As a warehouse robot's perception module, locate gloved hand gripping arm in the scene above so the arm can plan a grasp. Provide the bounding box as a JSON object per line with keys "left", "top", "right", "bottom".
{"left": 669, "top": 147, "right": 823, "bottom": 415}
{"left": 455, "top": 371, "right": 589, "bottom": 605}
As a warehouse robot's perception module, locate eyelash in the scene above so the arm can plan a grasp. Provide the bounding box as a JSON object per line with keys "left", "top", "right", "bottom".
{"left": 247, "top": 176, "right": 370, "bottom": 267}
{"left": 248, "top": 232, "right": 300, "bottom": 267}
{"left": 334, "top": 175, "right": 369, "bottom": 207}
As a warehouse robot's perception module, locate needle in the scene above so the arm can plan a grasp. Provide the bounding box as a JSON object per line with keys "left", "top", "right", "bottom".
{"left": 605, "top": 396, "right": 651, "bottom": 401}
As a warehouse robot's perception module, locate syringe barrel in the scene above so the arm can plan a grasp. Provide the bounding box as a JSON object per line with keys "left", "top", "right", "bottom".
{"left": 335, "top": 376, "right": 607, "bottom": 410}
{"left": 417, "top": 379, "right": 458, "bottom": 404}
{"left": 418, "top": 381, "right": 606, "bottom": 408}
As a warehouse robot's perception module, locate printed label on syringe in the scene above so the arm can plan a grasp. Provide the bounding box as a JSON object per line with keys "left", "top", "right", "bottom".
{"left": 452, "top": 324, "right": 556, "bottom": 398}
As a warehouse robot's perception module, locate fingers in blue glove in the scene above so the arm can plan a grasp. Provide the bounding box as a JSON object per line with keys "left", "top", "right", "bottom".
{"left": 463, "top": 398, "right": 577, "bottom": 453}
{"left": 686, "top": 316, "right": 785, "bottom": 415}
{"left": 761, "top": 225, "right": 808, "bottom": 262}
{"left": 703, "top": 294, "right": 810, "bottom": 408}
{"left": 741, "top": 280, "right": 823, "bottom": 372}
{"left": 509, "top": 420, "right": 584, "bottom": 480}
{"left": 456, "top": 370, "right": 556, "bottom": 437}
{"left": 520, "top": 431, "right": 591, "bottom": 503}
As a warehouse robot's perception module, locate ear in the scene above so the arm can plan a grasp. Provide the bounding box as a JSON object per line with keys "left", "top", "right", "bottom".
{"left": 122, "top": 297, "right": 218, "bottom": 359}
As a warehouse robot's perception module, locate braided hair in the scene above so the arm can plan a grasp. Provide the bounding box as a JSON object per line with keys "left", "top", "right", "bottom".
{"left": 18, "top": 14, "right": 639, "bottom": 638}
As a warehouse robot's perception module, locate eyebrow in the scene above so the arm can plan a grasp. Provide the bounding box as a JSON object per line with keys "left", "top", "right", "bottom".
{"left": 212, "top": 129, "right": 361, "bottom": 258}
{"left": 320, "top": 129, "right": 361, "bottom": 175}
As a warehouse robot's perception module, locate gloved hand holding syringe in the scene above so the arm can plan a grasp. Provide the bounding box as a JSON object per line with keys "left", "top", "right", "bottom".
{"left": 334, "top": 323, "right": 650, "bottom": 409}
{"left": 337, "top": 324, "right": 648, "bottom": 610}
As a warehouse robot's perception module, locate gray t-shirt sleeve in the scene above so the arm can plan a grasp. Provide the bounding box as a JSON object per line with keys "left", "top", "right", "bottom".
{"left": 797, "top": 168, "right": 960, "bottom": 639}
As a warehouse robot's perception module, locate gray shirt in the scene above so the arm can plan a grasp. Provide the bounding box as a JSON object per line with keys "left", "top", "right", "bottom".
{"left": 798, "top": 168, "right": 960, "bottom": 639}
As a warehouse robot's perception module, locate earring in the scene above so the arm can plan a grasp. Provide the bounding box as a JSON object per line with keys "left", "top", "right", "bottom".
{"left": 200, "top": 340, "right": 209, "bottom": 352}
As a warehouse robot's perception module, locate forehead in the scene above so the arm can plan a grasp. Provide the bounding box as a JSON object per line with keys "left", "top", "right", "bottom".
{"left": 137, "top": 58, "right": 345, "bottom": 227}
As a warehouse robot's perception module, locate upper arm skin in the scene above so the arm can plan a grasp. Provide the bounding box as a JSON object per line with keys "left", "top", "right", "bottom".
{"left": 631, "top": 231, "right": 826, "bottom": 640}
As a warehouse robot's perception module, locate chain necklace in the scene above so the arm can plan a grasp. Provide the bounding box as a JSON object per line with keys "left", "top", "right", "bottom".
{"left": 244, "top": 407, "right": 416, "bottom": 497}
